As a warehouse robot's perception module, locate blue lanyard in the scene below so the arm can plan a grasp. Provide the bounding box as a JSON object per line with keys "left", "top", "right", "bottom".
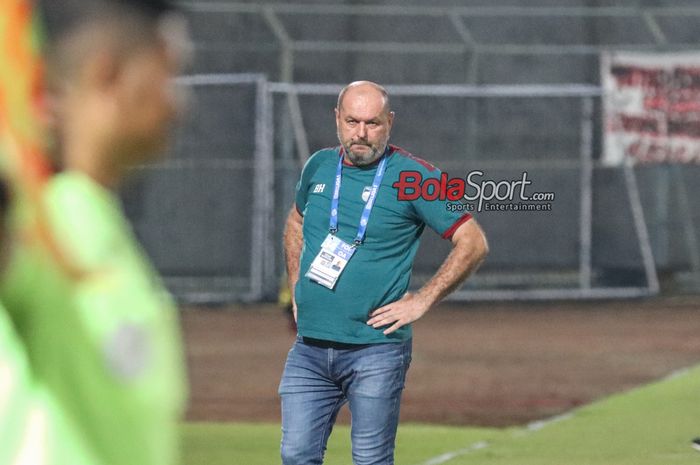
{"left": 329, "top": 152, "right": 388, "bottom": 245}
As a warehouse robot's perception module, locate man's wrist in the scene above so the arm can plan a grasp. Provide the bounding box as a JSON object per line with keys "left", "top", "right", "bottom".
{"left": 414, "top": 290, "right": 437, "bottom": 311}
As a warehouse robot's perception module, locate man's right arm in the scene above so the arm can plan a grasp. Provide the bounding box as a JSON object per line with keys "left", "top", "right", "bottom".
{"left": 283, "top": 206, "right": 304, "bottom": 321}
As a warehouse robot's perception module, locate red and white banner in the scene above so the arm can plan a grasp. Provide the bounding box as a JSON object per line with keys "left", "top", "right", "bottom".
{"left": 602, "top": 52, "right": 700, "bottom": 165}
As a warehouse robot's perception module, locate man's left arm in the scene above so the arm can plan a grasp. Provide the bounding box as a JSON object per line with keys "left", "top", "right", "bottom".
{"left": 367, "top": 218, "right": 488, "bottom": 335}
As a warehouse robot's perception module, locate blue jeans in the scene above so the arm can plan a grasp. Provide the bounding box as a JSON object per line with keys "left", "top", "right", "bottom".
{"left": 279, "top": 337, "right": 412, "bottom": 465}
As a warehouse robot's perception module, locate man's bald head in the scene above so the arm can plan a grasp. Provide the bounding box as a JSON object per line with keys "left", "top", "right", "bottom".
{"left": 336, "top": 81, "right": 391, "bottom": 116}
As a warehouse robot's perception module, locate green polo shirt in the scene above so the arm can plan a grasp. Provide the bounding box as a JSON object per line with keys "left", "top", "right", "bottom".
{"left": 294, "top": 145, "right": 472, "bottom": 344}
{"left": 1, "top": 171, "right": 186, "bottom": 465}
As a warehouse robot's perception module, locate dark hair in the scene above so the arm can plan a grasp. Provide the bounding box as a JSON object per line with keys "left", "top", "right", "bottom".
{"left": 114, "top": 0, "right": 179, "bottom": 18}
{"left": 39, "top": 0, "right": 178, "bottom": 42}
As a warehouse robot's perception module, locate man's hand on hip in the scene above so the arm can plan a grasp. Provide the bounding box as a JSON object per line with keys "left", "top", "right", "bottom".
{"left": 367, "top": 293, "right": 431, "bottom": 335}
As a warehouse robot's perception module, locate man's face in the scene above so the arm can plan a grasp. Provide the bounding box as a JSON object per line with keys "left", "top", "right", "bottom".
{"left": 112, "top": 41, "right": 184, "bottom": 163}
{"left": 335, "top": 87, "right": 393, "bottom": 166}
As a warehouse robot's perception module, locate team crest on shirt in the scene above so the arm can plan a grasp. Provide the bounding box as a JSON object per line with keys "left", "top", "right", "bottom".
{"left": 361, "top": 186, "right": 372, "bottom": 202}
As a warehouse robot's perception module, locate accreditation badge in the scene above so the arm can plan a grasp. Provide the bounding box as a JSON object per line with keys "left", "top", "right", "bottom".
{"left": 305, "top": 234, "right": 356, "bottom": 289}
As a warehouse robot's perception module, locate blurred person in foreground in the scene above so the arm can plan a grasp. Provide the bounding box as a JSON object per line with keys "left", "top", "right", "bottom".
{"left": 1, "top": 179, "right": 100, "bottom": 464}
{"left": 0, "top": 1, "right": 192, "bottom": 464}
{"left": 280, "top": 81, "right": 489, "bottom": 465}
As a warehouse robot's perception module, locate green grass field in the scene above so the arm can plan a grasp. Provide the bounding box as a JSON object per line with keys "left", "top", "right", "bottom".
{"left": 182, "top": 365, "right": 700, "bottom": 465}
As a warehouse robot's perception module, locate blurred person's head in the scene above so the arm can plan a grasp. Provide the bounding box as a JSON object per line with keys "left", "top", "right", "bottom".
{"left": 42, "top": 0, "right": 191, "bottom": 187}
{"left": 335, "top": 81, "right": 394, "bottom": 166}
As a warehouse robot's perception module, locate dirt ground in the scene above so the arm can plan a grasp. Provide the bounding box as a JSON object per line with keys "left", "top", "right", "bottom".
{"left": 182, "top": 296, "right": 700, "bottom": 427}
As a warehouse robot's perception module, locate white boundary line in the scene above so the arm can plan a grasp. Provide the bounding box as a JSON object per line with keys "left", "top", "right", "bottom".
{"left": 419, "top": 441, "right": 490, "bottom": 465}
{"left": 416, "top": 366, "right": 694, "bottom": 465}
{"left": 414, "top": 411, "right": 580, "bottom": 465}
{"left": 414, "top": 410, "right": 573, "bottom": 465}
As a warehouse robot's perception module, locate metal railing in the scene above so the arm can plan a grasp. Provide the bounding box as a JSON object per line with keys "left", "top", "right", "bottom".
{"left": 156, "top": 74, "right": 670, "bottom": 302}
{"left": 181, "top": 2, "right": 700, "bottom": 85}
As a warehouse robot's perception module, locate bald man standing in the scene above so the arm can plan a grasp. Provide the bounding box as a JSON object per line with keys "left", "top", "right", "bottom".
{"left": 280, "top": 81, "right": 489, "bottom": 465}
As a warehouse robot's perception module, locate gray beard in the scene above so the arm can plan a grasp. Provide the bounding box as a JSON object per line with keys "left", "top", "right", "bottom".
{"left": 347, "top": 149, "right": 378, "bottom": 166}
{"left": 341, "top": 141, "right": 385, "bottom": 166}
